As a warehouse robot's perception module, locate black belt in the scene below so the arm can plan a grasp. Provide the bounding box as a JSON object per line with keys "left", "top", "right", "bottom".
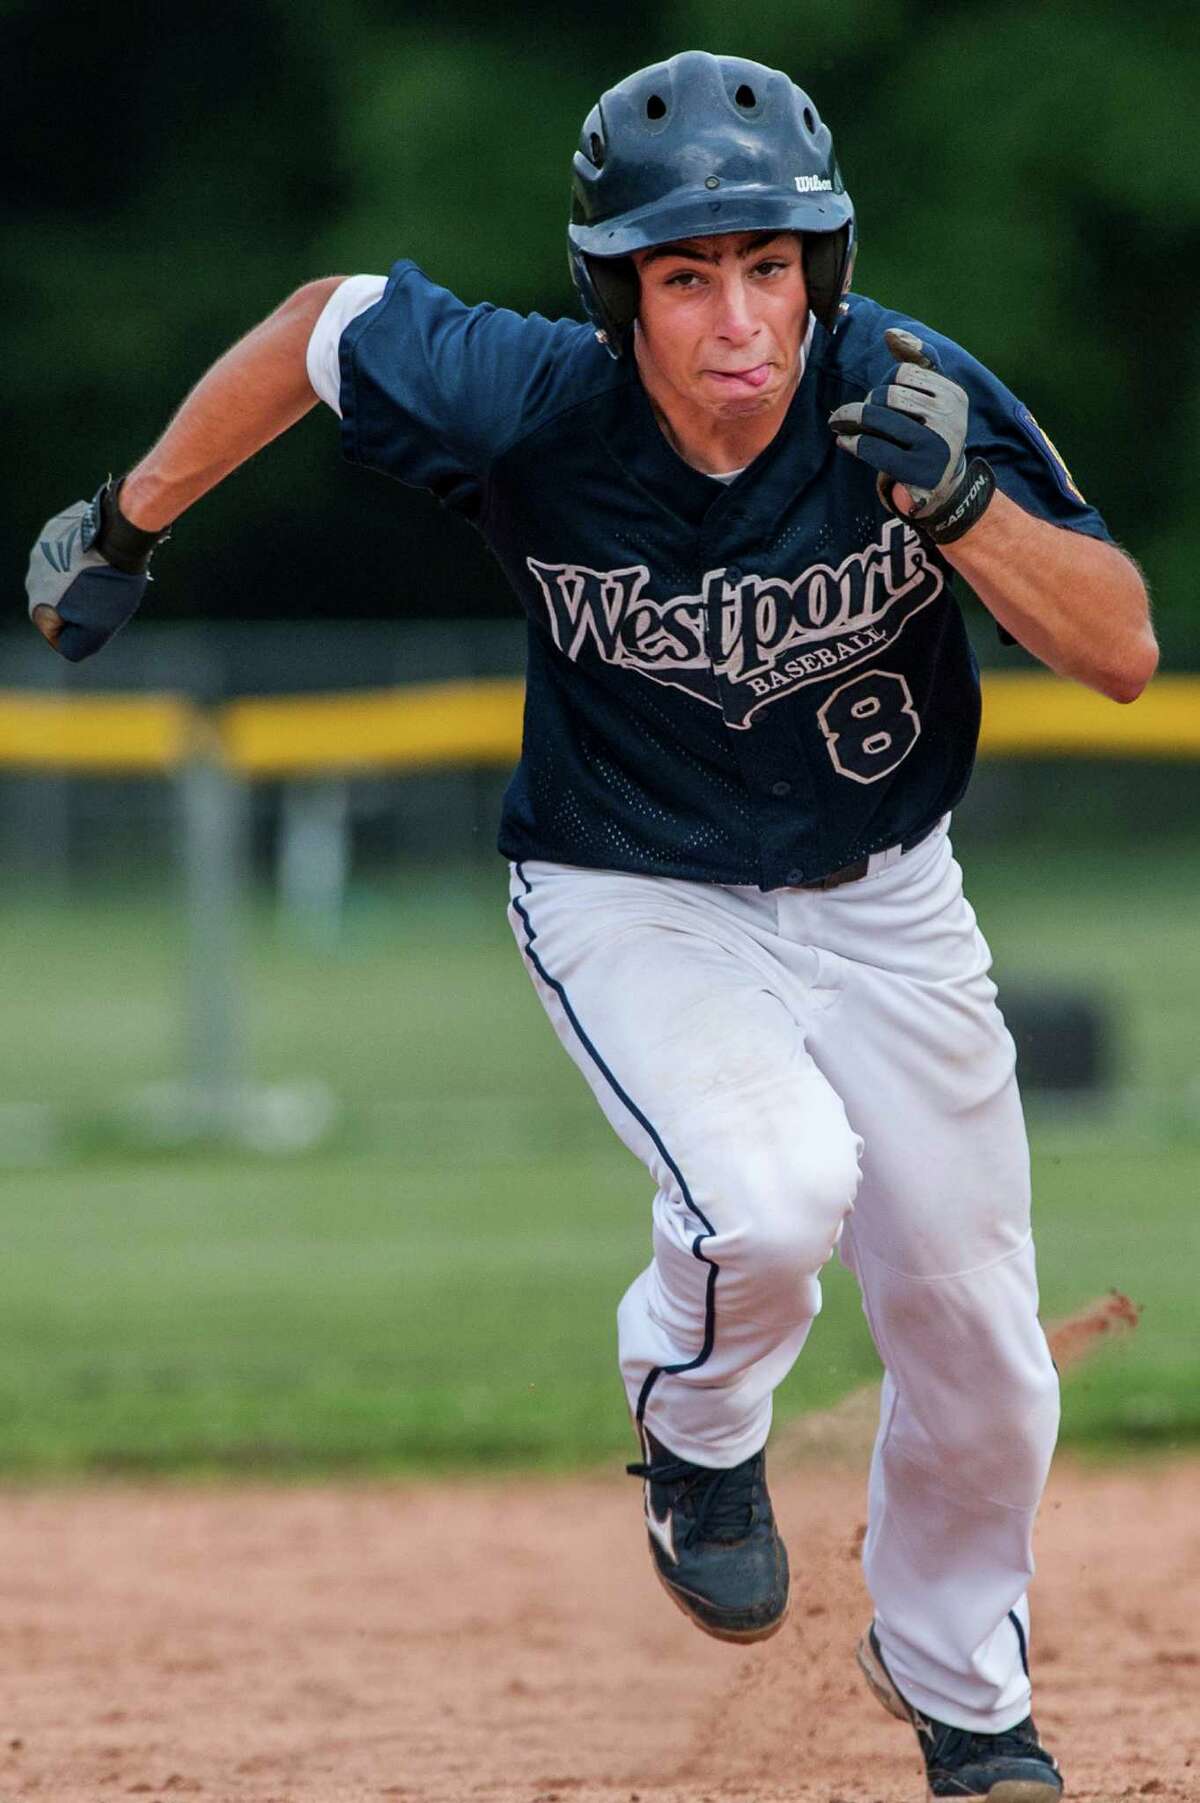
{"left": 798, "top": 822, "right": 937, "bottom": 892}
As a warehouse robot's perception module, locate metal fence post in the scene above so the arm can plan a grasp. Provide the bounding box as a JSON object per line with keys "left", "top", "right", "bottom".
{"left": 277, "top": 778, "right": 350, "bottom": 946}
{"left": 179, "top": 716, "right": 247, "bottom": 1134}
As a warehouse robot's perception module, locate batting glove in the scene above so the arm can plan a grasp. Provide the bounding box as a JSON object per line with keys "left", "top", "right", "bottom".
{"left": 828, "top": 328, "right": 996, "bottom": 544}
{"left": 26, "top": 480, "right": 168, "bottom": 662}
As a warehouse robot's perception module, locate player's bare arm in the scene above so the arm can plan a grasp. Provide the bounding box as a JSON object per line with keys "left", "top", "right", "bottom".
{"left": 121, "top": 276, "right": 346, "bottom": 529}
{"left": 28, "top": 275, "right": 345, "bottom": 657}
{"left": 930, "top": 493, "right": 1156, "bottom": 703}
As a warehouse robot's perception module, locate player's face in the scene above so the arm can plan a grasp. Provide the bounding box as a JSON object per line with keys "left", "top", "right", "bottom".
{"left": 631, "top": 231, "right": 809, "bottom": 419}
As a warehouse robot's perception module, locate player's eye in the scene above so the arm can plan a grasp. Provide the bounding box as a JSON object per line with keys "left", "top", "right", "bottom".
{"left": 752, "top": 258, "right": 788, "bottom": 277}
{"left": 664, "top": 268, "right": 704, "bottom": 288}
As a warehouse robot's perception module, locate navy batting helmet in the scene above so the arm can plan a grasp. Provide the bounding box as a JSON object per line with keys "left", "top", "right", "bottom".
{"left": 569, "top": 52, "right": 856, "bottom": 358}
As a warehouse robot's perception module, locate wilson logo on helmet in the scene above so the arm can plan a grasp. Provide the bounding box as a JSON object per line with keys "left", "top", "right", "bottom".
{"left": 794, "top": 175, "right": 833, "bottom": 193}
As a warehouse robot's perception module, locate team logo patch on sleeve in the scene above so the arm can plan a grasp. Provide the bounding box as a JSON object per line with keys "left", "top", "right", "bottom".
{"left": 1014, "top": 404, "right": 1086, "bottom": 504}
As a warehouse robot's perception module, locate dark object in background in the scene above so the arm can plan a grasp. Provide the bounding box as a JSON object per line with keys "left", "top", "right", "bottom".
{"left": 1002, "top": 984, "right": 1115, "bottom": 1097}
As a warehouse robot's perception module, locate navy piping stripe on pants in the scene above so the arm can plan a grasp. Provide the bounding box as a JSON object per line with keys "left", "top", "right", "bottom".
{"left": 1008, "top": 1609, "right": 1030, "bottom": 1679}
{"left": 512, "top": 862, "right": 720, "bottom": 1426}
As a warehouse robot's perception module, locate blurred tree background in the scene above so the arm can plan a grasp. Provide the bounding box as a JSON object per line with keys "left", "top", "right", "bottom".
{"left": 5, "top": 0, "right": 1198, "bottom": 661}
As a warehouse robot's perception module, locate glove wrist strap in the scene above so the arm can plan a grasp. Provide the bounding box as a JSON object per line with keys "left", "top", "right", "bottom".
{"left": 91, "top": 478, "right": 170, "bottom": 575}
{"left": 915, "top": 457, "right": 996, "bottom": 545}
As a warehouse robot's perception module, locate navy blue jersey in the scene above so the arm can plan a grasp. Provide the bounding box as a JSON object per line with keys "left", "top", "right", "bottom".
{"left": 338, "top": 262, "right": 1112, "bottom": 888}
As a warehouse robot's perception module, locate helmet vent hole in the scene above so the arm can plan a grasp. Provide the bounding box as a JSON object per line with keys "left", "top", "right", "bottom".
{"left": 803, "top": 105, "right": 816, "bottom": 132}
{"left": 645, "top": 93, "right": 667, "bottom": 120}
{"left": 589, "top": 132, "right": 605, "bottom": 167}
{"left": 735, "top": 84, "right": 756, "bottom": 109}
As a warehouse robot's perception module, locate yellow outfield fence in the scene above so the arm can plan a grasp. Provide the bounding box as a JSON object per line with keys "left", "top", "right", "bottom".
{"left": 219, "top": 678, "right": 526, "bottom": 777}
{"left": 979, "top": 674, "right": 1200, "bottom": 758}
{"left": 0, "top": 692, "right": 197, "bottom": 773}
{"left": 0, "top": 673, "right": 1196, "bottom": 776}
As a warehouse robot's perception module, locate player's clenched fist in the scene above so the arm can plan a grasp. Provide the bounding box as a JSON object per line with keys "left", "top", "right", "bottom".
{"left": 26, "top": 480, "right": 167, "bottom": 662}
{"left": 828, "top": 328, "right": 996, "bottom": 545}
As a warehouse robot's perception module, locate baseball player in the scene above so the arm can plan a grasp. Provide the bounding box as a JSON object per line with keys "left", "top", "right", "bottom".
{"left": 27, "top": 52, "right": 1155, "bottom": 1800}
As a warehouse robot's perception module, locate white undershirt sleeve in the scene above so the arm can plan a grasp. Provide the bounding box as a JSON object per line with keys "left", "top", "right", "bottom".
{"left": 305, "top": 274, "right": 388, "bottom": 417}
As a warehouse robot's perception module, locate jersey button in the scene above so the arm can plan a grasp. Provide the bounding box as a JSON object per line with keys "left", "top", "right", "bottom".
{"left": 785, "top": 867, "right": 805, "bottom": 886}
{"left": 770, "top": 780, "right": 792, "bottom": 798}
{"left": 726, "top": 565, "right": 743, "bottom": 582}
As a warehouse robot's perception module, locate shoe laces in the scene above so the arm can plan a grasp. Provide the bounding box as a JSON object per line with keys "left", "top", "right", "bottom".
{"left": 625, "top": 1448, "right": 762, "bottom": 1543}
{"left": 924, "top": 1715, "right": 1055, "bottom": 1776}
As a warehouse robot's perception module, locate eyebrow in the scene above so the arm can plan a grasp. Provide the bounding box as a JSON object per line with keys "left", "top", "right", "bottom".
{"left": 639, "top": 232, "right": 787, "bottom": 269}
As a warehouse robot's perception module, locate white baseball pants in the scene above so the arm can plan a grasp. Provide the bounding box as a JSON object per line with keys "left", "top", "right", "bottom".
{"left": 508, "top": 822, "right": 1059, "bottom": 1733}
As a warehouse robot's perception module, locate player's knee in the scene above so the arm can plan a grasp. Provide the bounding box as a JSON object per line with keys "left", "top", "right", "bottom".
{"left": 938, "top": 1350, "right": 1060, "bottom": 1509}
{"left": 1027, "top": 1371, "right": 1062, "bottom": 1490}
{"left": 976, "top": 1366, "right": 1059, "bottom": 1507}
{"left": 719, "top": 1133, "right": 860, "bottom": 1300}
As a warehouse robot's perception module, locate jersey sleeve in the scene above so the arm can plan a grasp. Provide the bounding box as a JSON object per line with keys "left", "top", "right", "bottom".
{"left": 334, "top": 260, "right": 594, "bottom": 516}
{"left": 306, "top": 276, "right": 388, "bottom": 415}
{"left": 906, "top": 323, "right": 1116, "bottom": 650}
{"left": 833, "top": 302, "right": 1114, "bottom": 543}
{"left": 959, "top": 358, "right": 1113, "bottom": 543}
{"left": 895, "top": 325, "right": 1115, "bottom": 543}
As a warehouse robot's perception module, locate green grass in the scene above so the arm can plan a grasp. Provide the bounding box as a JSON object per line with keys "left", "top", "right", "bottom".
{"left": 954, "top": 834, "right": 1200, "bottom": 1450}
{"left": 0, "top": 840, "right": 1196, "bottom": 1476}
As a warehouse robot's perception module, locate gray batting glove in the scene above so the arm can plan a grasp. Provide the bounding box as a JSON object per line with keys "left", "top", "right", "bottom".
{"left": 27, "top": 482, "right": 165, "bottom": 662}
{"left": 828, "top": 329, "right": 995, "bottom": 544}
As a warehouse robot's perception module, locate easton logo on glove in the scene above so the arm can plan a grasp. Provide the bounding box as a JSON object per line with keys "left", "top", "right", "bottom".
{"left": 828, "top": 328, "right": 996, "bottom": 545}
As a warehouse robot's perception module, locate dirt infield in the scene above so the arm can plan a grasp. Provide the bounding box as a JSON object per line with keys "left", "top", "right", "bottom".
{"left": 0, "top": 1457, "right": 1195, "bottom": 1802}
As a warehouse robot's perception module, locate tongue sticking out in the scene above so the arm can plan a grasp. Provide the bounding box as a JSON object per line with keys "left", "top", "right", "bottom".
{"left": 739, "top": 365, "right": 771, "bottom": 388}
{"left": 713, "top": 363, "right": 770, "bottom": 389}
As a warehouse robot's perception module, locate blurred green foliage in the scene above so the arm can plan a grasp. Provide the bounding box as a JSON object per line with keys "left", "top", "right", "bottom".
{"left": 5, "top": 2, "right": 1197, "bottom": 656}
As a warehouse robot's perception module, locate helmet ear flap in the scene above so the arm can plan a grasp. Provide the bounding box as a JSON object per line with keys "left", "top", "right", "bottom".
{"left": 802, "top": 224, "right": 856, "bottom": 334}
{"left": 583, "top": 254, "right": 639, "bottom": 356}
{"left": 587, "top": 259, "right": 634, "bottom": 346}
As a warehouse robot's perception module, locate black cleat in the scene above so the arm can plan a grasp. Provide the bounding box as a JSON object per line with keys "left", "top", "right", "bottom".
{"left": 857, "top": 1623, "right": 1063, "bottom": 1800}
{"left": 625, "top": 1428, "right": 789, "bottom": 1644}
